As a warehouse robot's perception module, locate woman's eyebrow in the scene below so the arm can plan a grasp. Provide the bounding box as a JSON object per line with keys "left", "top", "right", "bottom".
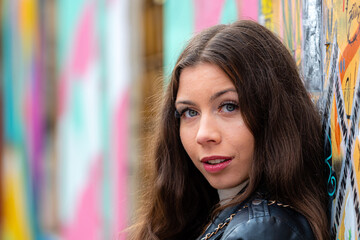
{"left": 210, "top": 88, "right": 237, "bottom": 101}
{"left": 175, "top": 89, "right": 237, "bottom": 107}
{"left": 175, "top": 100, "right": 196, "bottom": 107}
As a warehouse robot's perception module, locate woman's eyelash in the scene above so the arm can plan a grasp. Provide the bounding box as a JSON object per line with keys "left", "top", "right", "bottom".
{"left": 175, "top": 110, "right": 181, "bottom": 118}
{"left": 175, "top": 108, "right": 189, "bottom": 118}
{"left": 219, "top": 101, "right": 239, "bottom": 108}
{"left": 175, "top": 102, "right": 239, "bottom": 118}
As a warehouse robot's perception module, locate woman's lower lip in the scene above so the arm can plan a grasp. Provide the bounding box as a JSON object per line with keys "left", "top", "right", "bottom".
{"left": 203, "top": 159, "right": 232, "bottom": 173}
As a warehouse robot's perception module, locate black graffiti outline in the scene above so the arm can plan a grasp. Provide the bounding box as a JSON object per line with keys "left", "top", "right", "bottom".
{"left": 350, "top": 156, "right": 360, "bottom": 239}
{"left": 347, "top": 85, "right": 360, "bottom": 239}
{"left": 321, "top": 37, "right": 338, "bottom": 201}
{"left": 351, "top": 65, "right": 360, "bottom": 239}
{"left": 322, "top": 45, "right": 337, "bottom": 125}
{"left": 328, "top": 38, "right": 346, "bottom": 237}
{"left": 346, "top": 0, "right": 360, "bottom": 44}
{"left": 321, "top": 15, "right": 360, "bottom": 240}
{"left": 334, "top": 61, "right": 349, "bottom": 144}
{"left": 332, "top": 61, "right": 360, "bottom": 239}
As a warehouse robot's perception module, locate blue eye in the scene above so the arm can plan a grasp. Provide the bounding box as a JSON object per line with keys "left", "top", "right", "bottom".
{"left": 184, "top": 109, "right": 198, "bottom": 117}
{"left": 220, "top": 102, "right": 239, "bottom": 112}
{"left": 225, "top": 104, "right": 235, "bottom": 111}
{"left": 176, "top": 108, "right": 199, "bottom": 118}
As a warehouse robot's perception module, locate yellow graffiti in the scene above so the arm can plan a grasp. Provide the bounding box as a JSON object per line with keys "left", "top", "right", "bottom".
{"left": 2, "top": 149, "right": 32, "bottom": 240}
{"left": 19, "top": 0, "right": 38, "bottom": 56}
{"left": 331, "top": 93, "right": 344, "bottom": 173}
{"left": 262, "top": 0, "right": 274, "bottom": 30}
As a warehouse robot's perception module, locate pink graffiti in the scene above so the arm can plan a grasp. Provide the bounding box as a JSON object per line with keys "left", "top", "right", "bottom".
{"left": 57, "top": 1, "right": 97, "bottom": 117}
{"left": 62, "top": 156, "right": 102, "bottom": 240}
{"left": 240, "top": 0, "right": 258, "bottom": 20}
{"left": 195, "top": 0, "right": 225, "bottom": 32}
{"left": 71, "top": 2, "right": 97, "bottom": 76}
{"left": 113, "top": 91, "right": 130, "bottom": 238}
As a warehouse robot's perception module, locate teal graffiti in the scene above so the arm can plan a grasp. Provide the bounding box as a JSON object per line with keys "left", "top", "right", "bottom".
{"left": 326, "top": 133, "right": 336, "bottom": 196}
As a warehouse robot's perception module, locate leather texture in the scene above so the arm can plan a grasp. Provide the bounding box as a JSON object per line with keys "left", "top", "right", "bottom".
{"left": 197, "top": 198, "right": 315, "bottom": 240}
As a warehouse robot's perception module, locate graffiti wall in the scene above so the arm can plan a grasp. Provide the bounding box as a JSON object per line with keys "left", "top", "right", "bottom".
{"left": 2, "top": 0, "right": 44, "bottom": 238}
{"left": 323, "top": 0, "right": 360, "bottom": 239}
{"left": 56, "top": 0, "right": 130, "bottom": 239}
{"left": 163, "top": 0, "right": 258, "bottom": 77}
{"left": 164, "top": 0, "right": 359, "bottom": 239}
{"left": 1, "top": 0, "right": 131, "bottom": 239}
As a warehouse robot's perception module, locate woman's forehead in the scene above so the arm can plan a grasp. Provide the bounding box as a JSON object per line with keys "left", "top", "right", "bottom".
{"left": 177, "top": 64, "right": 236, "bottom": 97}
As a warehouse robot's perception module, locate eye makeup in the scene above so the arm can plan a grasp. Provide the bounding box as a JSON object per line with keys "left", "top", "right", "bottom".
{"left": 175, "top": 107, "right": 199, "bottom": 119}
{"left": 175, "top": 110, "right": 181, "bottom": 119}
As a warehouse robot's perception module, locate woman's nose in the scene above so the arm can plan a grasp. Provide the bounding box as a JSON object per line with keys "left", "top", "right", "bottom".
{"left": 196, "top": 115, "right": 221, "bottom": 145}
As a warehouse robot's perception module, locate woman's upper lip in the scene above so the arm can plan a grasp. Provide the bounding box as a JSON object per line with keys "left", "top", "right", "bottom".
{"left": 201, "top": 155, "right": 233, "bottom": 163}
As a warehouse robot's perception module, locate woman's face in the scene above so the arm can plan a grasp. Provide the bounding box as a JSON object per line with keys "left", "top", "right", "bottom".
{"left": 175, "top": 63, "right": 255, "bottom": 190}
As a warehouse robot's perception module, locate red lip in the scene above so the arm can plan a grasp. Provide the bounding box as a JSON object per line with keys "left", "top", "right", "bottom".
{"left": 201, "top": 155, "right": 232, "bottom": 163}
{"left": 200, "top": 156, "right": 233, "bottom": 173}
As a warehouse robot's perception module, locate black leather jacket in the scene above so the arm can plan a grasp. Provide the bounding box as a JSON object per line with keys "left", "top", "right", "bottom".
{"left": 197, "top": 198, "right": 315, "bottom": 240}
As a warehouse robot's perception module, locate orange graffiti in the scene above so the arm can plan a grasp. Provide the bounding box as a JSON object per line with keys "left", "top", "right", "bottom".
{"left": 339, "top": 11, "right": 360, "bottom": 82}
{"left": 335, "top": 103, "right": 341, "bottom": 153}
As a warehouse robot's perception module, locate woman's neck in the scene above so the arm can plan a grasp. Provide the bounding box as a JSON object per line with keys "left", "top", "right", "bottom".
{"left": 217, "top": 179, "right": 249, "bottom": 205}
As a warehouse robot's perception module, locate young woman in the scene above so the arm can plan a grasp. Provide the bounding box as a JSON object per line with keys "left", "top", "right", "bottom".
{"left": 130, "top": 20, "right": 329, "bottom": 240}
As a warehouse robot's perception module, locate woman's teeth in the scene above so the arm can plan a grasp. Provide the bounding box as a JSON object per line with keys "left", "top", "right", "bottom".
{"left": 207, "top": 159, "right": 227, "bottom": 165}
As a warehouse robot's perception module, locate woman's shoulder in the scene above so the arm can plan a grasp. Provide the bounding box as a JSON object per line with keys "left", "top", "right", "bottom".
{"left": 222, "top": 198, "right": 315, "bottom": 240}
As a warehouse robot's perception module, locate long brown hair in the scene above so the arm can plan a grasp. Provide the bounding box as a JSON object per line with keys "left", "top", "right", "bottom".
{"left": 129, "top": 20, "right": 329, "bottom": 240}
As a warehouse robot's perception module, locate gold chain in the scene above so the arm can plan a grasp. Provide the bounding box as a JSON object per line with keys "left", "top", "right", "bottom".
{"left": 200, "top": 213, "right": 236, "bottom": 240}
{"left": 200, "top": 200, "right": 291, "bottom": 240}
{"left": 200, "top": 204, "right": 249, "bottom": 240}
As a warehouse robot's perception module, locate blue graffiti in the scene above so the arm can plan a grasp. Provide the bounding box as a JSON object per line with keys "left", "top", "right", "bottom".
{"left": 326, "top": 133, "right": 337, "bottom": 197}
